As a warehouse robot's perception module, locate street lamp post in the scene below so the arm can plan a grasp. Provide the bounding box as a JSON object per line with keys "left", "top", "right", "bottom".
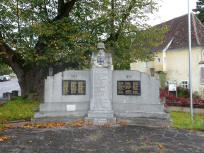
{"left": 188, "top": 0, "right": 194, "bottom": 122}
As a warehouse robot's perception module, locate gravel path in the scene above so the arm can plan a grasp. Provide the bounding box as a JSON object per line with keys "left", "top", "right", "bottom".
{"left": 0, "top": 126, "right": 204, "bottom": 153}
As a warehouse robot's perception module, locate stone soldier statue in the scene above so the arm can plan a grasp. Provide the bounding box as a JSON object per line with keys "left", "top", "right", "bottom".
{"left": 91, "top": 42, "right": 113, "bottom": 69}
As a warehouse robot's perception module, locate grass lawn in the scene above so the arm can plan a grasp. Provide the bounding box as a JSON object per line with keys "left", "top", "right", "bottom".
{"left": 0, "top": 97, "right": 39, "bottom": 125}
{"left": 171, "top": 111, "right": 204, "bottom": 131}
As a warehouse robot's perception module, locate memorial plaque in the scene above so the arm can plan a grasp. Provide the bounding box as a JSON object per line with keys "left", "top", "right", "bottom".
{"left": 63, "top": 80, "right": 86, "bottom": 95}
{"left": 66, "top": 105, "right": 76, "bottom": 111}
{"left": 117, "top": 81, "right": 141, "bottom": 96}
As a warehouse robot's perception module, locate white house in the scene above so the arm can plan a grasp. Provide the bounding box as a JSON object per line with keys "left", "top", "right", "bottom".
{"left": 131, "top": 14, "right": 204, "bottom": 97}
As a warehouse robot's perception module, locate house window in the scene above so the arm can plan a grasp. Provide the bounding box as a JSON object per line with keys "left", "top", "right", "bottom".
{"left": 200, "top": 67, "right": 204, "bottom": 84}
{"left": 157, "top": 58, "right": 160, "bottom": 63}
{"left": 180, "top": 81, "right": 188, "bottom": 89}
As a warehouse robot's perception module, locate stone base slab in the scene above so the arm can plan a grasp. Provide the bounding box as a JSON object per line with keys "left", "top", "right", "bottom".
{"left": 86, "top": 110, "right": 116, "bottom": 125}
{"left": 117, "top": 117, "right": 171, "bottom": 127}
{"left": 85, "top": 117, "right": 116, "bottom": 125}
{"left": 87, "top": 110, "right": 114, "bottom": 118}
{"left": 32, "top": 116, "right": 83, "bottom": 122}
{"left": 34, "top": 111, "right": 87, "bottom": 118}
{"left": 115, "top": 111, "right": 170, "bottom": 119}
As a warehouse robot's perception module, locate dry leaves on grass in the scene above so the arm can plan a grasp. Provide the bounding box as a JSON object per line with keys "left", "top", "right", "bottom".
{"left": 0, "top": 124, "right": 16, "bottom": 131}
{"left": 0, "top": 136, "right": 11, "bottom": 142}
{"left": 99, "top": 123, "right": 113, "bottom": 128}
{"left": 2, "top": 120, "right": 88, "bottom": 130}
{"left": 66, "top": 120, "right": 86, "bottom": 127}
{"left": 22, "top": 122, "right": 66, "bottom": 129}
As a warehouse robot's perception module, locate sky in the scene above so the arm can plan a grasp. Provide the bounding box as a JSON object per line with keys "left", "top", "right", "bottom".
{"left": 148, "top": 0, "right": 197, "bottom": 25}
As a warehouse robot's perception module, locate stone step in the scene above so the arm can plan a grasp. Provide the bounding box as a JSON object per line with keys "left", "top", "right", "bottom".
{"left": 87, "top": 111, "right": 114, "bottom": 118}
{"left": 34, "top": 111, "right": 87, "bottom": 118}
{"left": 117, "top": 117, "right": 171, "bottom": 127}
{"left": 85, "top": 117, "right": 116, "bottom": 125}
{"left": 114, "top": 111, "right": 170, "bottom": 119}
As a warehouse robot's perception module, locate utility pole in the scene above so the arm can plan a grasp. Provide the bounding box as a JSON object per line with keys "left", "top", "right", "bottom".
{"left": 188, "top": 0, "right": 194, "bottom": 122}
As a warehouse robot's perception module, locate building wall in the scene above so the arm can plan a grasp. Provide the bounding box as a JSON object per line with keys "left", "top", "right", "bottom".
{"left": 130, "top": 47, "right": 204, "bottom": 95}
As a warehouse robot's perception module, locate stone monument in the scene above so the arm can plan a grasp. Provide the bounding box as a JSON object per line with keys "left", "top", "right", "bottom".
{"left": 86, "top": 42, "right": 116, "bottom": 124}
{"left": 35, "top": 42, "right": 170, "bottom": 127}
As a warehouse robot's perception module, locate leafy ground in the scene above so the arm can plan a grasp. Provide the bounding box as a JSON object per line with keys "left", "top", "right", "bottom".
{"left": 0, "top": 98, "right": 204, "bottom": 131}
{"left": 0, "top": 97, "right": 39, "bottom": 127}
{"left": 171, "top": 111, "right": 204, "bottom": 131}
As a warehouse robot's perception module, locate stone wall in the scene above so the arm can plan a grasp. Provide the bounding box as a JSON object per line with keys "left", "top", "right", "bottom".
{"left": 36, "top": 70, "right": 90, "bottom": 118}
{"left": 35, "top": 70, "right": 168, "bottom": 121}
{"left": 113, "top": 70, "right": 166, "bottom": 119}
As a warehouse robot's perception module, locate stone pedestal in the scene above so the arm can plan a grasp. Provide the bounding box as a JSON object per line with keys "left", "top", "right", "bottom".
{"left": 86, "top": 68, "right": 116, "bottom": 124}
{"left": 86, "top": 43, "right": 116, "bottom": 125}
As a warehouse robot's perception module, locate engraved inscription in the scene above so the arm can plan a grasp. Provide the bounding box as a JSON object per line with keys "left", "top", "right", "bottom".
{"left": 90, "top": 69, "right": 112, "bottom": 111}
{"left": 117, "top": 81, "right": 141, "bottom": 96}
{"left": 71, "top": 74, "right": 77, "bottom": 78}
{"left": 63, "top": 80, "right": 86, "bottom": 95}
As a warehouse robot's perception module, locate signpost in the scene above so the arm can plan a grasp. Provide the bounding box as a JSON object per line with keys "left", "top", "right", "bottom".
{"left": 168, "top": 82, "right": 177, "bottom": 97}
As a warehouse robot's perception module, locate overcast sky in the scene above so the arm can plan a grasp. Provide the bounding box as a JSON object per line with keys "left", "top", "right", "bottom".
{"left": 148, "top": 0, "right": 197, "bottom": 25}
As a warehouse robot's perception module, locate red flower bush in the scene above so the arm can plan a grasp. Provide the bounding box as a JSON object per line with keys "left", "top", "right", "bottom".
{"left": 160, "top": 89, "right": 204, "bottom": 108}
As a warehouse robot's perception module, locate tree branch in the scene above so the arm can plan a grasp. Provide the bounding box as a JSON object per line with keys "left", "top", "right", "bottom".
{"left": 34, "top": 0, "right": 78, "bottom": 54}
{"left": 107, "top": 0, "right": 152, "bottom": 42}
{"left": 55, "top": 0, "right": 78, "bottom": 20}
{"left": 0, "top": 35, "right": 24, "bottom": 79}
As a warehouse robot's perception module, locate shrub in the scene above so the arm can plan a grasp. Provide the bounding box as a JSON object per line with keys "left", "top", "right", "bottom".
{"left": 193, "top": 91, "right": 201, "bottom": 99}
{"left": 160, "top": 89, "right": 204, "bottom": 108}
{"left": 177, "top": 87, "right": 189, "bottom": 98}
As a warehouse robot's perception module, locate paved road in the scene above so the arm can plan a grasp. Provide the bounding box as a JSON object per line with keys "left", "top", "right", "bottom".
{"left": 0, "top": 78, "right": 20, "bottom": 98}
{"left": 0, "top": 126, "right": 204, "bottom": 153}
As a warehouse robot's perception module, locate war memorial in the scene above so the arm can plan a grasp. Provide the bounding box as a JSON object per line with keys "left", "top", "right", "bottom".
{"left": 35, "top": 42, "right": 169, "bottom": 126}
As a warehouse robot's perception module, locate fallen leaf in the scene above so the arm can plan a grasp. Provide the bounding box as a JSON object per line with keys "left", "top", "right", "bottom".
{"left": 157, "top": 143, "right": 164, "bottom": 150}
{"left": 21, "top": 122, "right": 66, "bottom": 129}
{"left": 118, "top": 120, "right": 128, "bottom": 127}
{"left": 0, "top": 136, "right": 11, "bottom": 142}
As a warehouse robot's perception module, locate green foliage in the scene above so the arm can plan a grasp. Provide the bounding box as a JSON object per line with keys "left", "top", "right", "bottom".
{"left": 194, "top": 0, "right": 204, "bottom": 23}
{"left": 108, "top": 27, "right": 167, "bottom": 69}
{"left": 158, "top": 72, "right": 166, "bottom": 89}
{"left": 0, "top": 63, "right": 13, "bottom": 75}
{"left": 177, "top": 87, "right": 189, "bottom": 98}
{"left": 0, "top": 97, "right": 39, "bottom": 123}
{"left": 0, "top": 0, "right": 165, "bottom": 70}
{"left": 171, "top": 111, "right": 204, "bottom": 130}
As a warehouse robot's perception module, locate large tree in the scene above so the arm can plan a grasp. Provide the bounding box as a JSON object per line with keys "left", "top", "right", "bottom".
{"left": 194, "top": 0, "right": 204, "bottom": 23}
{"left": 0, "top": 0, "right": 165, "bottom": 100}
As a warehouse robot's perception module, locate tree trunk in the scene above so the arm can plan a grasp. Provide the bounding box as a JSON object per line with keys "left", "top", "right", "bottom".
{"left": 17, "top": 68, "right": 46, "bottom": 102}
{"left": 0, "top": 0, "right": 79, "bottom": 101}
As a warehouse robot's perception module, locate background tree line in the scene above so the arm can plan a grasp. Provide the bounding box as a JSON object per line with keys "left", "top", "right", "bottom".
{"left": 0, "top": 0, "right": 166, "bottom": 100}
